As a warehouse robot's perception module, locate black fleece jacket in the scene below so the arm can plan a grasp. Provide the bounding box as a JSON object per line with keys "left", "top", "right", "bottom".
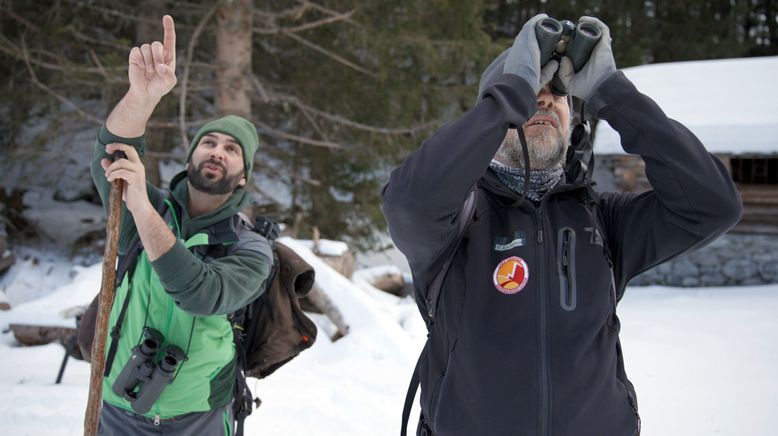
{"left": 382, "top": 72, "right": 742, "bottom": 436}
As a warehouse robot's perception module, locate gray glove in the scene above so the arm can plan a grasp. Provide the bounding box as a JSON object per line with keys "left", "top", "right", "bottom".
{"left": 556, "top": 16, "right": 617, "bottom": 101}
{"left": 503, "top": 13, "right": 560, "bottom": 95}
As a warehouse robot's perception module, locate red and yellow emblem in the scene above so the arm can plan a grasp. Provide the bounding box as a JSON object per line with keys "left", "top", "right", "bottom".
{"left": 493, "top": 256, "right": 529, "bottom": 295}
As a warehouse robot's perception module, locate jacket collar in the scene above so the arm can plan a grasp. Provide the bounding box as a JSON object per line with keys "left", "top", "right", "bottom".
{"left": 481, "top": 168, "right": 592, "bottom": 207}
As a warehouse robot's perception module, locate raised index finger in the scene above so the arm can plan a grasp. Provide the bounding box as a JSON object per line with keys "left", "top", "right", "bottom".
{"left": 162, "top": 15, "right": 176, "bottom": 64}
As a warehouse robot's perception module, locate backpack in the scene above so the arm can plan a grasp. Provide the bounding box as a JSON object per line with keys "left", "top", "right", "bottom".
{"left": 77, "top": 198, "right": 317, "bottom": 435}
{"left": 230, "top": 216, "right": 318, "bottom": 435}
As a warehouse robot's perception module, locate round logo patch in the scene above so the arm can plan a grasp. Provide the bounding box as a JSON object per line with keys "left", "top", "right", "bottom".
{"left": 493, "top": 256, "right": 529, "bottom": 295}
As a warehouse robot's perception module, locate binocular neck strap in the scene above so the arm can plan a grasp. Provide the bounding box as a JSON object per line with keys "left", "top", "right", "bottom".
{"left": 579, "top": 101, "right": 596, "bottom": 184}
{"left": 517, "top": 127, "right": 532, "bottom": 204}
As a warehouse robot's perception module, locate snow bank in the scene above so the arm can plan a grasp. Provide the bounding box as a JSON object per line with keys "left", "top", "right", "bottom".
{"left": 0, "top": 247, "right": 84, "bottom": 308}
{"left": 1, "top": 262, "right": 99, "bottom": 329}
{"left": 0, "top": 243, "right": 776, "bottom": 435}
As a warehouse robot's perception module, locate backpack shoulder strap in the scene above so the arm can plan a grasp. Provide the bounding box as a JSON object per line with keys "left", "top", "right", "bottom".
{"left": 102, "top": 191, "right": 169, "bottom": 376}
{"left": 401, "top": 352, "right": 423, "bottom": 436}
{"left": 231, "top": 214, "right": 282, "bottom": 436}
{"left": 425, "top": 186, "right": 477, "bottom": 321}
{"left": 401, "top": 187, "right": 477, "bottom": 435}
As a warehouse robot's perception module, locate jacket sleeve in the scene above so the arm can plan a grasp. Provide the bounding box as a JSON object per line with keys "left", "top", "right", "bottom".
{"left": 90, "top": 125, "right": 164, "bottom": 253}
{"left": 382, "top": 74, "right": 538, "bottom": 277}
{"left": 150, "top": 233, "right": 273, "bottom": 316}
{"left": 590, "top": 72, "right": 743, "bottom": 292}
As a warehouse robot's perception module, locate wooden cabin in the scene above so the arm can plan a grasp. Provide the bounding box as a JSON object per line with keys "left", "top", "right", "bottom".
{"left": 591, "top": 56, "right": 778, "bottom": 235}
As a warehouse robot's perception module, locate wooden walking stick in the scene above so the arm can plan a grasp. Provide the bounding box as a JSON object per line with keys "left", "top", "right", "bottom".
{"left": 84, "top": 170, "right": 125, "bottom": 436}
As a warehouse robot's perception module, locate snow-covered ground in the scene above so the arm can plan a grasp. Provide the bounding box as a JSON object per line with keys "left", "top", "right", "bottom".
{"left": 0, "top": 240, "right": 776, "bottom": 435}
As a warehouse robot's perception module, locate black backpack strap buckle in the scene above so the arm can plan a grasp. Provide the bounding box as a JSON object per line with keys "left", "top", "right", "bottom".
{"left": 253, "top": 216, "right": 280, "bottom": 241}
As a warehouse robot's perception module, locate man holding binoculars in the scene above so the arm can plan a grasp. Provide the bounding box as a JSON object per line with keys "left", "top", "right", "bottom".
{"left": 383, "top": 14, "right": 742, "bottom": 436}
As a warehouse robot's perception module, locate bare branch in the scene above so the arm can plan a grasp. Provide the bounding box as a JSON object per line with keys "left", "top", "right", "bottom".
{"left": 179, "top": 4, "right": 218, "bottom": 150}
{"left": 273, "top": 94, "right": 435, "bottom": 135}
{"left": 255, "top": 160, "right": 322, "bottom": 187}
{"left": 0, "top": 35, "right": 124, "bottom": 77}
{"left": 143, "top": 150, "right": 181, "bottom": 159}
{"left": 252, "top": 24, "right": 280, "bottom": 36}
{"left": 284, "top": 9, "right": 356, "bottom": 33}
{"left": 244, "top": 82, "right": 433, "bottom": 136}
{"left": 62, "top": 0, "right": 158, "bottom": 25}
{"left": 61, "top": 0, "right": 198, "bottom": 30}
{"left": 88, "top": 50, "right": 110, "bottom": 81}
{"left": 253, "top": 119, "right": 342, "bottom": 149}
{"left": 0, "top": 4, "right": 40, "bottom": 32}
{"left": 147, "top": 117, "right": 210, "bottom": 129}
{"left": 250, "top": 74, "right": 271, "bottom": 103}
{"left": 279, "top": 30, "right": 379, "bottom": 78}
{"left": 254, "top": 3, "right": 310, "bottom": 20}
{"left": 298, "top": 105, "right": 331, "bottom": 142}
{"left": 20, "top": 38, "right": 103, "bottom": 125}
{"left": 299, "top": 0, "right": 362, "bottom": 28}
{"left": 71, "top": 30, "right": 134, "bottom": 51}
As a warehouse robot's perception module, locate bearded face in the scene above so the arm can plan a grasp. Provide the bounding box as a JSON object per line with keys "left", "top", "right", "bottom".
{"left": 187, "top": 156, "right": 245, "bottom": 195}
{"left": 494, "top": 83, "right": 572, "bottom": 170}
{"left": 494, "top": 109, "right": 571, "bottom": 170}
{"left": 187, "top": 132, "right": 247, "bottom": 195}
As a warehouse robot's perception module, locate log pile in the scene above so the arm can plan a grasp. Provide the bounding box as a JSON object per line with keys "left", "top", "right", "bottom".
{"left": 363, "top": 270, "right": 407, "bottom": 297}
{"left": 9, "top": 323, "right": 77, "bottom": 346}
{"left": 311, "top": 227, "right": 355, "bottom": 278}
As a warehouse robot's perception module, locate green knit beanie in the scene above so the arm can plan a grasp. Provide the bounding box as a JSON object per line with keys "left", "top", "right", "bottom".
{"left": 187, "top": 115, "right": 260, "bottom": 181}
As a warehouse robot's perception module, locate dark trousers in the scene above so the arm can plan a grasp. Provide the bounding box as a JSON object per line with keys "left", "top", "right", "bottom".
{"left": 99, "top": 401, "right": 234, "bottom": 436}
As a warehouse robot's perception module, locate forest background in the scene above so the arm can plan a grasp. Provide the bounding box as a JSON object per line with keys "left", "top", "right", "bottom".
{"left": 1, "top": 0, "right": 776, "bottom": 254}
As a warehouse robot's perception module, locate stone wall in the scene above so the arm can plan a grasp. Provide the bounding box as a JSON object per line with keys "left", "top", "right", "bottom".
{"left": 592, "top": 155, "right": 650, "bottom": 193}
{"left": 629, "top": 233, "right": 778, "bottom": 287}
{"left": 593, "top": 155, "right": 778, "bottom": 287}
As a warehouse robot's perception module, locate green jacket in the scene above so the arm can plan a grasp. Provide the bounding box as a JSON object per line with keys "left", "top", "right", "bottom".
{"left": 91, "top": 126, "right": 272, "bottom": 418}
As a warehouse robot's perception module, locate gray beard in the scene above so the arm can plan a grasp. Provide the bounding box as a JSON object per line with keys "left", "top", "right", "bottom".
{"left": 494, "top": 127, "right": 569, "bottom": 170}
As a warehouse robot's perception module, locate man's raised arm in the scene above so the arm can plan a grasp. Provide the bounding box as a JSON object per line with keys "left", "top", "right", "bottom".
{"left": 90, "top": 15, "right": 178, "bottom": 253}
{"left": 106, "top": 14, "right": 177, "bottom": 136}
{"left": 382, "top": 14, "right": 558, "bottom": 276}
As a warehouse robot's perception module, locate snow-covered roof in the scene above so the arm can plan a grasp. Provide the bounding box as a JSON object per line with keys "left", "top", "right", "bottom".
{"left": 593, "top": 56, "right": 778, "bottom": 155}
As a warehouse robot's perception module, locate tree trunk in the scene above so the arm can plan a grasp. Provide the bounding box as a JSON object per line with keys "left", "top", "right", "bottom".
{"left": 216, "top": 0, "right": 253, "bottom": 118}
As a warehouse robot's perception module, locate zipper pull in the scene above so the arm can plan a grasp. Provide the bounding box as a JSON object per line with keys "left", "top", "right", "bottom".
{"left": 154, "top": 415, "right": 161, "bottom": 426}
{"left": 562, "top": 239, "right": 569, "bottom": 266}
{"left": 536, "top": 210, "right": 544, "bottom": 243}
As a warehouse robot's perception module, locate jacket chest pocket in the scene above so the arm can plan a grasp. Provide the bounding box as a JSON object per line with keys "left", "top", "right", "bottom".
{"left": 554, "top": 225, "right": 613, "bottom": 316}
{"left": 557, "top": 227, "right": 577, "bottom": 311}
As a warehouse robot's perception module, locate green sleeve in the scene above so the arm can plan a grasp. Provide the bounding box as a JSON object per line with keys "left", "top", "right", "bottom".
{"left": 150, "top": 241, "right": 272, "bottom": 316}
{"left": 91, "top": 125, "right": 163, "bottom": 252}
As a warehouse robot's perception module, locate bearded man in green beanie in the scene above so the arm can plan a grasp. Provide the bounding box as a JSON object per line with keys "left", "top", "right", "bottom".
{"left": 89, "top": 15, "right": 272, "bottom": 435}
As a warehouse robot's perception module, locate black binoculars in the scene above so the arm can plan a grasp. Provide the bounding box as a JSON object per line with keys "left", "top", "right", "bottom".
{"left": 535, "top": 17, "right": 602, "bottom": 95}
{"left": 112, "top": 327, "right": 187, "bottom": 415}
